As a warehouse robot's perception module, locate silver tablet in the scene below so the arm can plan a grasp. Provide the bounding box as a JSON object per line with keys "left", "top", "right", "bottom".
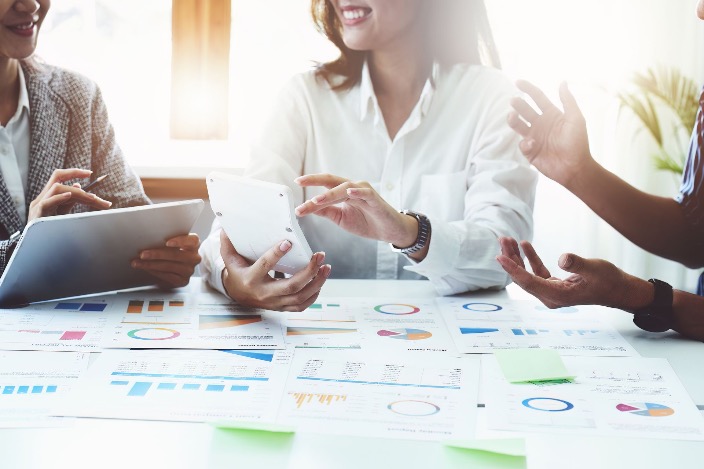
{"left": 0, "top": 199, "right": 204, "bottom": 307}
{"left": 207, "top": 172, "right": 313, "bottom": 275}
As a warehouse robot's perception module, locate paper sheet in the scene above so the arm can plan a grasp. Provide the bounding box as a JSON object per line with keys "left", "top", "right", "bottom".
{"left": 103, "top": 292, "right": 286, "bottom": 349}
{"left": 0, "top": 296, "right": 121, "bottom": 351}
{"left": 284, "top": 297, "right": 457, "bottom": 353}
{"left": 59, "top": 349, "right": 292, "bottom": 422}
{"left": 435, "top": 297, "right": 639, "bottom": 356}
{"left": 485, "top": 356, "right": 704, "bottom": 441}
{"left": 276, "top": 350, "right": 480, "bottom": 441}
{"left": 0, "top": 351, "right": 89, "bottom": 427}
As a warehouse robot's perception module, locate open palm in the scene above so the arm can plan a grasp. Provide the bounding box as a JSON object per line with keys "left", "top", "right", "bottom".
{"left": 508, "top": 80, "right": 593, "bottom": 188}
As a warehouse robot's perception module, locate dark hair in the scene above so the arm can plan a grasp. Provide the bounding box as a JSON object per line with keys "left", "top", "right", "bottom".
{"left": 310, "top": 0, "right": 501, "bottom": 91}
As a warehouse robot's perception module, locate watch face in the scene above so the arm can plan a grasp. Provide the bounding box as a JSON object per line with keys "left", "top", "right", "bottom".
{"left": 633, "top": 311, "right": 671, "bottom": 333}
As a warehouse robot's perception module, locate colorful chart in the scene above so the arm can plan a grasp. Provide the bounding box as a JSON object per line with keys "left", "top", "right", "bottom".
{"left": 291, "top": 392, "right": 347, "bottom": 408}
{"left": 309, "top": 303, "right": 341, "bottom": 309}
{"left": 54, "top": 302, "right": 107, "bottom": 312}
{"left": 287, "top": 327, "right": 357, "bottom": 335}
{"left": 199, "top": 314, "right": 262, "bottom": 329}
{"left": 462, "top": 302, "right": 502, "bottom": 312}
{"left": 110, "top": 380, "right": 249, "bottom": 397}
{"left": 377, "top": 328, "right": 432, "bottom": 340}
{"left": 522, "top": 397, "right": 574, "bottom": 412}
{"left": 387, "top": 400, "right": 440, "bottom": 416}
{"left": 616, "top": 402, "right": 675, "bottom": 417}
{"left": 460, "top": 327, "right": 499, "bottom": 335}
{"left": 220, "top": 350, "right": 274, "bottom": 362}
{"left": 373, "top": 304, "right": 420, "bottom": 315}
{"left": 126, "top": 328, "right": 180, "bottom": 340}
{"left": 0, "top": 385, "right": 58, "bottom": 395}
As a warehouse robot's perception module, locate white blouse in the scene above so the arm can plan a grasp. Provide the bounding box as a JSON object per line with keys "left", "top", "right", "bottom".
{"left": 200, "top": 63, "right": 537, "bottom": 296}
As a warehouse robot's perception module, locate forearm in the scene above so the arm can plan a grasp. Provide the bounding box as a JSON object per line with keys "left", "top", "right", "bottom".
{"left": 567, "top": 159, "right": 696, "bottom": 265}
{"left": 619, "top": 276, "right": 704, "bottom": 341}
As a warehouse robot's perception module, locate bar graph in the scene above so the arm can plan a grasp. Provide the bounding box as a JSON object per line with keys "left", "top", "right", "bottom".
{"left": 290, "top": 392, "right": 347, "bottom": 408}
{"left": 0, "top": 385, "right": 58, "bottom": 395}
{"left": 54, "top": 302, "right": 107, "bottom": 312}
{"left": 110, "top": 379, "right": 251, "bottom": 397}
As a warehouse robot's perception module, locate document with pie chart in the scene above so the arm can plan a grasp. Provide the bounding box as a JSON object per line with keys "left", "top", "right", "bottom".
{"left": 103, "top": 292, "right": 285, "bottom": 350}
{"left": 485, "top": 356, "right": 704, "bottom": 441}
{"left": 435, "top": 297, "right": 638, "bottom": 356}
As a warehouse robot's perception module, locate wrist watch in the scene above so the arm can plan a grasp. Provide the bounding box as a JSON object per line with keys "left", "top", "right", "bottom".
{"left": 390, "top": 210, "right": 431, "bottom": 255}
{"left": 632, "top": 278, "right": 674, "bottom": 332}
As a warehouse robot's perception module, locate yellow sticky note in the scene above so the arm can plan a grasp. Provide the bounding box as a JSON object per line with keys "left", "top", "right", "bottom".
{"left": 494, "top": 348, "right": 575, "bottom": 383}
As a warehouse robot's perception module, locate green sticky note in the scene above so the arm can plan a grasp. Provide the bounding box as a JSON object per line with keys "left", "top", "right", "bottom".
{"left": 210, "top": 420, "right": 296, "bottom": 433}
{"left": 443, "top": 438, "right": 526, "bottom": 457}
{"left": 494, "top": 348, "right": 575, "bottom": 383}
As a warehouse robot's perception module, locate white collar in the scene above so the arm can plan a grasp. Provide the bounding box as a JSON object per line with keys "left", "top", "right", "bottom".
{"left": 359, "top": 60, "right": 438, "bottom": 123}
{"left": 8, "top": 65, "right": 30, "bottom": 125}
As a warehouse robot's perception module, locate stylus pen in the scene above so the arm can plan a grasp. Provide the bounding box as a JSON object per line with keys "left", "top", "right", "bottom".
{"left": 81, "top": 174, "right": 108, "bottom": 194}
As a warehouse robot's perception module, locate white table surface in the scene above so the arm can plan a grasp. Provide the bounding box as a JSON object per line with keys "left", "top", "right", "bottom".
{"left": 1, "top": 279, "right": 703, "bottom": 469}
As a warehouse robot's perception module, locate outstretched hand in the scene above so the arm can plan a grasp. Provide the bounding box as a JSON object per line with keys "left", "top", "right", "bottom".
{"left": 507, "top": 81, "right": 594, "bottom": 188}
{"left": 496, "top": 237, "right": 651, "bottom": 310}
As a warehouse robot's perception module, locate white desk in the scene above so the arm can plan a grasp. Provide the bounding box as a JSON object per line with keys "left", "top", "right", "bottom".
{"left": 1, "top": 279, "right": 703, "bottom": 469}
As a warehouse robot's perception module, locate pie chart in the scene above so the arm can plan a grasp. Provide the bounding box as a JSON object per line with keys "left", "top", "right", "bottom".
{"left": 616, "top": 402, "right": 674, "bottom": 417}
{"left": 377, "top": 328, "right": 432, "bottom": 340}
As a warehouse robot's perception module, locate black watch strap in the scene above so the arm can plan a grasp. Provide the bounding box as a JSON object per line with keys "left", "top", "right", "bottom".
{"left": 390, "top": 210, "right": 431, "bottom": 255}
{"left": 632, "top": 278, "right": 674, "bottom": 333}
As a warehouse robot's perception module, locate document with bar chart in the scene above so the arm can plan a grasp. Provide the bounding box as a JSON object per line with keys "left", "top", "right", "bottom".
{"left": 0, "top": 351, "right": 89, "bottom": 427}
{"left": 0, "top": 297, "right": 122, "bottom": 351}
{"left": 283, "top": 299, "right": 361, "bottom": 349}
{"left": 58, "top": 349, "right": 292, "bottom": 423}
{"left": 104, "top": 292, "right": 286, "bottom": 349}
{"left": 485, "top": 356, "right": 704, "bottom": 441}
{"left": 284, "top": 298, "right": 456, "bottom": 353}
{"left": 435, "top": 297, "right": 638, "bottom": 356}
{"left": 277, "top": 350, "right": 479, "bottom": 441}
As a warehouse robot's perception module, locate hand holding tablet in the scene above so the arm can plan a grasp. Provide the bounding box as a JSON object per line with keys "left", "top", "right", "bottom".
{"left": 207, "top": 172, "right": 330, "bottom": 311}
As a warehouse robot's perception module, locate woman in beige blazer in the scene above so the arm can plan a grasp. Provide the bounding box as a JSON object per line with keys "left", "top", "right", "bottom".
{"left": 0, "top": 0, "right": 200, "bottom": 287}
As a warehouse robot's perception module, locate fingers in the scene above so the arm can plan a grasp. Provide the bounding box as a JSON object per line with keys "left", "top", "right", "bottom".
{"left": 515, "top": 80, "right": 558, "bottom": 113}
{"left": 520, "top": 241, "right": 552, "bottom": 279}
{"left": 558, "top": 81, "right": 584, "bottom": 120}
{"left": 295, "top": 173, "right": 348, "bottom": 189}
{"left": 279, "top": 264, "right": 331, "bottom": 311}
{"left": 165, "top": 233, "right": 200, "bottom": 251}
{"left": 38, "top": 168, "right": 93, "bottom": 199}
{"left": 509, "top": 97, "right": 540, "bottom": 125}
{"left": 496, "top": 254, "right": 542, "bottom": 292}
{"left": 137, "top": 247, "right": 202, "bottom": 265}
{"left": 507, "top": 111, "right": 531, "bottom": 137}
{"left": 251, "top": 239, "right": 296, "bottom": 277}
{"left": 44, "top": 183, "right": 112, "bottom": 209}
{"left": 498, "top": 236, "right": 525, "bottom": 269}
{"left": 282, "top": 251, "right": 327, "bottom": 292}
{"left": 558, "top": 252, "right": 587, "bottom": 273}
{"left": 296, "top": 181, "right": 375, "bottom": 216}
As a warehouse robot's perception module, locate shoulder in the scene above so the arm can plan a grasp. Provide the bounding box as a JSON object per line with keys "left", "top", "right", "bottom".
{"left": 23, "top": 60, "right": 103, "bottom": 107}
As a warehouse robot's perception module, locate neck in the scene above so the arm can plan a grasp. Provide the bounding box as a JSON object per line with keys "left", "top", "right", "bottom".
{"left": 369, "top": 52, "right": 432, "bottom": 98}
{"left": 0, "top": 59, "right": 20, "bottom": 119}
{"left": 368, "top": 34, "right": 431, "bottom": 100}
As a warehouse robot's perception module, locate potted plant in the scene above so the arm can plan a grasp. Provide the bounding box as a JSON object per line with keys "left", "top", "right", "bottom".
{"left": 617, "top": 66, "right": 699, "bottom": 175}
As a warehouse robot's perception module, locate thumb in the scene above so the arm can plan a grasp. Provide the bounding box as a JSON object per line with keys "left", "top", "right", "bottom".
{"left": 219, "top": 229, "right": 250, "bottom": 268}
{"left": 558, "top": 252, "right": 588, "bottom": 273}
{"left": 558, "top": 82, "right": 584, "bottom": 120}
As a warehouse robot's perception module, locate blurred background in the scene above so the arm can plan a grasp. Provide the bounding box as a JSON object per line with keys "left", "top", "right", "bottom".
{"left": 35, "top": 0, "right": 704, "bottom": 292}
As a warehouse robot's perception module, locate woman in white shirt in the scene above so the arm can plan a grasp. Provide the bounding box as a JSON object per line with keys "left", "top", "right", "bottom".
{"left": 200, "top": 0, "right": 536, "bottom": 310}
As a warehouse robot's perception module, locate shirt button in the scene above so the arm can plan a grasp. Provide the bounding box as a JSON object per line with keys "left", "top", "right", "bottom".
{"left": 385, "top": 182, "right": 395, "bottom": 191}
